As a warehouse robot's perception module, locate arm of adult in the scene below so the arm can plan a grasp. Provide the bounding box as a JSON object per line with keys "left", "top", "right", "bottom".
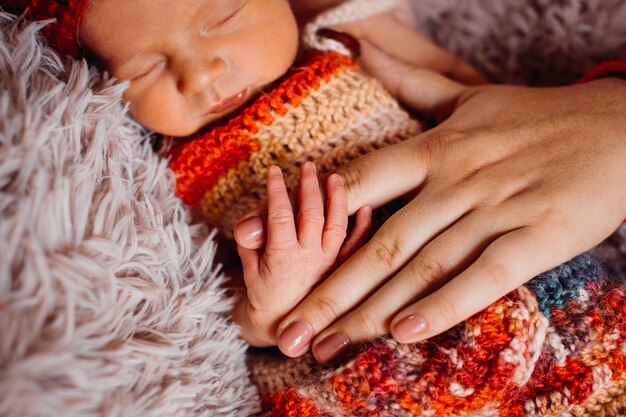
{"left": 272, "top": 42, "right": 626, "bottom": 362}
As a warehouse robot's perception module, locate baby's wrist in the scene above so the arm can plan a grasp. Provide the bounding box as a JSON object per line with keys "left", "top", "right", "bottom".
{"left": 232, "top": 295, "right": 277, "bottom": 348}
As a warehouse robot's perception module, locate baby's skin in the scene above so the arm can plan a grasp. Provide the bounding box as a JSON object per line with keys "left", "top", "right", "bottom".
{"left": 232, "top": 163, "right": 373, "bottom": 347}
{"left": 77, "top": 0, "right": 485, "bottom": 350}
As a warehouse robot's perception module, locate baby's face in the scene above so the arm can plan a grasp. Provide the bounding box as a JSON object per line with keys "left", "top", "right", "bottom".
{"left": 80, "top": 0, "right": 299, "bottom": 136}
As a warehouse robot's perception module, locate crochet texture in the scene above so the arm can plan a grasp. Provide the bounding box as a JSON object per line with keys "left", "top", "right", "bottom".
{"left": 167, "top": 51, "right": 626, "bottom": 416}
{"left": 168, "top": 51, "right": 422, "bottom": 238}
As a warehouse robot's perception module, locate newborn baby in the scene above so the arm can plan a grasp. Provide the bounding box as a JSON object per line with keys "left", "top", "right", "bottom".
{"left": 70, "top": 0, "right": 468, "bottom": 347}
{"left": 9, "top": 1, "right": 625, "bottom": 416}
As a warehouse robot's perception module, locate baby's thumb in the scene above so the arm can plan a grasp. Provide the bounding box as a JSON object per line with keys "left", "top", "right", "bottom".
{"left": 359, "top": 39, "right": 466, "bottom": 121}
{"left": 234, "top": 212, "right": 266, "bottom": 250}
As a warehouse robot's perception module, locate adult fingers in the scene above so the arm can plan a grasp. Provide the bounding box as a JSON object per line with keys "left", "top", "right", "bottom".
{"left": 297, "top": 162, "right": 326, "bottom": 246}
{"left": 308, "top": 207, "right": 511, "bottom": 362}
{"left": 390, "top": 226, "right": 564, "bottom": 343}
{"left": 275, "top": 179, "right": 483, "bottom": 357}
{"left": 334, "top": 138, "right": 430, "bottom": 215}
{"left": 265, "top": 166, "right": 298, "bottom": 251}
{"left": 359, "top": 39, "right": 466, "bottom": 121}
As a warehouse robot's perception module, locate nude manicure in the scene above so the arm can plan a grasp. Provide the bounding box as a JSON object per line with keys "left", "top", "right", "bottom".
{"left": 314, "top": 332, "right": 351, "bottom": 364}
{"left": 279, "top": 320, "right": 313, "bottom": 356}
{"left": 393, "top": 314, "right": 428, "bottom": 341}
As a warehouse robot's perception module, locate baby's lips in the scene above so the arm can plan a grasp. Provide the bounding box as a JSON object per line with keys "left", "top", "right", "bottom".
{"left": 234, "top": 216, "right": 265, "bottom": 249}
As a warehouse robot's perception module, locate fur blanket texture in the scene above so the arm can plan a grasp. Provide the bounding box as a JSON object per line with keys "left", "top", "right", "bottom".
{"left": 1, "top": 1, "right": 625, "bottom": 416}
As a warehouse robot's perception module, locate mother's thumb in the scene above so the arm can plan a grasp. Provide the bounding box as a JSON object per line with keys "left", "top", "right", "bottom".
{"left": 359, "top": 39, "right": 466, "bottom": 121}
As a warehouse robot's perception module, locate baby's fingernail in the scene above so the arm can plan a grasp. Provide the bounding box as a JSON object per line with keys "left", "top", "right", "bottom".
{"left": 269, "top": 165, "right": 282, "bottom": 176}
{"left": 303, "top": 161, "right": 316, "bottom": 173}
{"left": 314, "top": 332, "right": 351, "bottom": 364}
{"left": 330, "top": 174, "right": 344, "bottom": 186}
{"left": 235, "top": 216, "right": 264, "bottom": 244}
{"left": 279, "top": 320, "right": 313, "bottom": 356}
{"left": 392, "top": 314, "right": 428, "bottom": 342}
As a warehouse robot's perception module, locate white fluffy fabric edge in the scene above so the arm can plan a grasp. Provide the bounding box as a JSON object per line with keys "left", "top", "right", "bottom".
{"left": 0, "top": 13, "right": 259, "bottom": 417}
{"left": 2, "top": 0, "right": 626, "bottom": 415}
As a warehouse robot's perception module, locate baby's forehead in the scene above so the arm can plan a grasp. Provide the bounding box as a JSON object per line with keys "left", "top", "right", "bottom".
{"left": 80, "top": 0, "right": 246, "bottom": 67}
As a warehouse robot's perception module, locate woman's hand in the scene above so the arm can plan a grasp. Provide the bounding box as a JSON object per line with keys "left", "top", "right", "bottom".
{"left": 269, "top": 42, "right": 626, "bottom": 362}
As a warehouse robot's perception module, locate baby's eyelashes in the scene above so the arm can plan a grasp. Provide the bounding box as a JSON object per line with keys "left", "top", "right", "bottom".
{"left": 129, "top": 60, "right": 166, "bottom": 82}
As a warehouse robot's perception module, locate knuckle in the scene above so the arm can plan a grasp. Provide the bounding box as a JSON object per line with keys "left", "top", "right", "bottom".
{"left": 267, "top": 206, "right": 294, "bottom": 223}
{"left": 420, "top": 129, "right": 465, "bottom": 163}
{"left": 324, "top": 216, "right": 348, "bottom": 234}
{"left": 351, "top": 310, "right": 386, "bottom": 337}
{"left": 313, "top": 295, "right": 344, "bottom": 324}
{"left": 366, "top": 234, "right": 404, "bottom": 270}
{"left": 480, "top": 255, "right": 512, "bottom": 288}
{"left": 411, "top": 256, "right": 447, "bottom": 288}
{"left": 437, "top": 294, "right": 461, "bottom": 324}
{"left": 324, "top": 225, "right": 347, "bottom": 243}
{"left": 299, "top": 208, "right": 325, "bottom": 224}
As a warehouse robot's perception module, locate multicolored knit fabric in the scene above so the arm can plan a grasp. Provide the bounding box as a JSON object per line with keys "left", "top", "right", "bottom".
{"left": 249, "top": 254, "right": 626, "bottom": 417}
{"left": 167, "top": 50, "right": 422, "bottom": 238}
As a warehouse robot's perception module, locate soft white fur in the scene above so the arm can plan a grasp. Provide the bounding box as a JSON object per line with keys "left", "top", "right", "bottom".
{"left": 0, "top": 14, "right": 259, "bottom": 417}
{"left": 1, "top": 1, "right": 625, "bottom": 416}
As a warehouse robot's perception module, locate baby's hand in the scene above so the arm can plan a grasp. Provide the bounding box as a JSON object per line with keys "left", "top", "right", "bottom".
{"left": 334, "top": 11, "right": 488, "bottom": 85}
{"left": 234, "top": 162, "right": 371, "bottom": 347}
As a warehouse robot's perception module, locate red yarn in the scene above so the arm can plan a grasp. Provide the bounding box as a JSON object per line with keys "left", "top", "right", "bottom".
{"left": 3, "top": 0, "right": 91, "bottom": 58}
{"left": 577, "top": 60, "right": 626, "bottom": 84}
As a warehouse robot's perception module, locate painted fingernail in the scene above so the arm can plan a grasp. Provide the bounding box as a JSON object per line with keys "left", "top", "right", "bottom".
{"left": 279, "top": 320, "right": 313, "bottom": 356}
{"left": 314, "top": 332, "right": 351, "bottom": 364}
{"left": 392, "top": 315, "right": 428, "bottom": 341}
{"left": 234, "top": 216, "right": 264, "bottom": 244}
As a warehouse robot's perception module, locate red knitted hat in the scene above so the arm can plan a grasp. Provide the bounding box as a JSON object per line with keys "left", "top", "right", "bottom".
{"left": 3, "top": 0, "right": 91, "bottom": 58}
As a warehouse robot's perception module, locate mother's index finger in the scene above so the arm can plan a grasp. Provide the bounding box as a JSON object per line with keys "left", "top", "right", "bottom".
{"left": 335, "top": 138, "right": 428, "bottom": 215}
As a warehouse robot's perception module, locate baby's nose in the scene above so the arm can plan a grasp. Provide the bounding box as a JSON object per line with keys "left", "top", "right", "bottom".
{"left": 177, "top": 57, "right": 227, "bottom": 97}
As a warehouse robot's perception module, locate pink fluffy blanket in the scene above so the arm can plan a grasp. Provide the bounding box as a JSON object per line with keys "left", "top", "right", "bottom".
{"left": 1, "top": 1, "right": 626, "bottom": 416}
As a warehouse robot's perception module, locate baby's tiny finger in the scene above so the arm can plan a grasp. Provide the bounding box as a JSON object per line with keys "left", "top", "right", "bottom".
{"left": 266, "top": 166, "right": 298, "bottom": 250}
{"left": 336, "top": 206, "right": 372, "bottom": 264}
{"left": 236, "top": 244, "right": 260, "bottom": 284}
{"left": 297, "top": 162, "right": 325, "bottom": 246}
{"left": 322, "top": 174, "right": 349, "bottom": 253}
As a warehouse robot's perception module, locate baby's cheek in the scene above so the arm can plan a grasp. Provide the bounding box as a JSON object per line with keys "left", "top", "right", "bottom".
{"left": 126, "top": 92, "right": 202, "bottom": 137}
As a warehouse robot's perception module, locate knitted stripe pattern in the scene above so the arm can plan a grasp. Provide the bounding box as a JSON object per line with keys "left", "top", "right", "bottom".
{"left": 254, "top": 255, "right": 626, "bottom": 417}
{"left": 167, "top": 50, "right": 422, "bottom": 238}
{"left": 2, "top": 0, "right": 90, "bottom": 58}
